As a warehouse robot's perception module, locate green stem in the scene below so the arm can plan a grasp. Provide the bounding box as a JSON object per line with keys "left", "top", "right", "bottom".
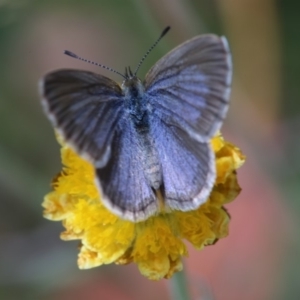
{"left": 169, "top": 269, "right": 191, "bottom": 300}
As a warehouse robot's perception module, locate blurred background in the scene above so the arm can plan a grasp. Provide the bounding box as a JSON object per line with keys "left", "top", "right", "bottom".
{"left": 0, "top": 0, "right": 299, "bottom": 299}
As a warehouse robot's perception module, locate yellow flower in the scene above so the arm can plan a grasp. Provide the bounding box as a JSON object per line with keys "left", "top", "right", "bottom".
{"left": 42, "top": 133, "right": 245, "bottom": 280}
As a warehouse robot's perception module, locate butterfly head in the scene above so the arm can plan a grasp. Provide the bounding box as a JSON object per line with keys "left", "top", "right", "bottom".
{"left": 121, "top": 67, "right": 144, "bottom": 98}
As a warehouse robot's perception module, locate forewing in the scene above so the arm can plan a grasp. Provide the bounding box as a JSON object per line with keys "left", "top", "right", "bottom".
{"left": 40, "top": 69, "right": 124, "bottom": 166}
{"left": 150, "top": 116, "right": 215, "bottom": 211}
{"left": 144, "top": 35, "right": 231, "bottom": 142}
{"left": 96, "top": 118, "right": 157, "bottom": 222}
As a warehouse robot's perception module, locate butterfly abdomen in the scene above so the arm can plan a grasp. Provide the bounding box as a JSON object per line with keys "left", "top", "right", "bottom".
{"left": 137, "top": 130, "right": 162, "bottom": 190}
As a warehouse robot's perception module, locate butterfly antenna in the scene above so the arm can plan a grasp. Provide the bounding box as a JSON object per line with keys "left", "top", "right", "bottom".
{"left": 64, "top": 50, "right": 126, "bottom": 79}
{"left": 134, "top": 26, "right": 171, "bottom": 76}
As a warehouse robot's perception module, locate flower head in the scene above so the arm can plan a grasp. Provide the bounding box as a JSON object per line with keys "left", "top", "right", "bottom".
{"left": 42, "top": 133, "right": 245, "bottom": 280}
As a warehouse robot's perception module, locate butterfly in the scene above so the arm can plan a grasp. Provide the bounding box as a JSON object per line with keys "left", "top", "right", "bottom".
{"left": 40, "top": 27, "right": 232, "bottom": 222}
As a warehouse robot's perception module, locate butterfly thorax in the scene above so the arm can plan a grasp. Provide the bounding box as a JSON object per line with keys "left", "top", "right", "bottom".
{"left": 122, "top": 77, "right": 147, "bottom": 125}
{"left": 122, "top": 76, "right": 162, "bottom": 190}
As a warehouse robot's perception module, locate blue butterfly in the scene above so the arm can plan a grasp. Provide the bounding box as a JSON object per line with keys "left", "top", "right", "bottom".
{"left": 40, "top": 27, "right": 232, "bottom": 222}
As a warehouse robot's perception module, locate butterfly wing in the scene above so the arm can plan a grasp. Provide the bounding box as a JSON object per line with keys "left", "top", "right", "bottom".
{"left": 96, "top": 117, "right": 157, "bottom": 222}
{"left": 145, "top": 35, "right": 231, "bottom": 210}
{"left": 41, "top": 69, "right": 157, "bottom": 221}
{"left": 150, "top": 116, "right": 215, "bottom": 211}
{"left": 40, "top": 69, "right": 124, "bottom": 166}
{"left": 144, "top": 34, "right": 231, "bottom": 142}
